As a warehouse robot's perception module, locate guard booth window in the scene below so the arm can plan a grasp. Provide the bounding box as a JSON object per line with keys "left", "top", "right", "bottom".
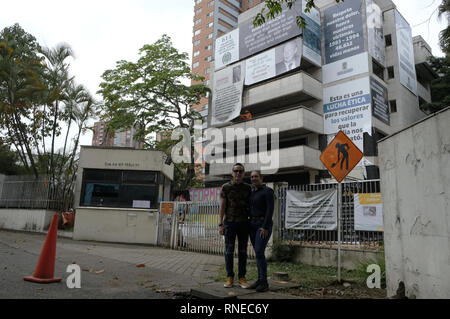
{"left": 80, "top": 169, "right": 159, "bottom": 209}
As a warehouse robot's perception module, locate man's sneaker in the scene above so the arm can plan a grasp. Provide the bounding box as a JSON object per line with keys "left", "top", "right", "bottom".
{"left": 256, "top": 281, "right": 269, "bottom": 292}
{"left": 248, "top": 280, "right": 261, "bottom": 289}
{"left": 224, "top": 277, "right": 234, "bottom": 288}
{"left": 238, "top": 277, "right": 250, "bottom": 289}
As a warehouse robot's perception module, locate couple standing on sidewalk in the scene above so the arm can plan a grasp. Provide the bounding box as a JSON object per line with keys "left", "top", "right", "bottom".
{"left": 218, "top": 163, "right": 274, "bottom": 293}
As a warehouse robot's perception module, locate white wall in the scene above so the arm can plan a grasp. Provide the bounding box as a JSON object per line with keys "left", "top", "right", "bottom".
{"left": 73, "top": 207, "right": 159, "bottom": 245}
{"left": 378, "top": 107, "right": 450, "bottom": 298}
{"left": 0, "top": 209, "right": 55, "bottom": 232}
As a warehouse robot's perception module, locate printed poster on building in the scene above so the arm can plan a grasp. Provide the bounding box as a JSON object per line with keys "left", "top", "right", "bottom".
{"left": 370, "top": 77, "right": 390, "bottom": 125}
{"left": 323, "top": 77, "right": 372, "bottom": 151}
{"left": 366, "top": 0, "right": 386, "bottom": 67}
{"left": 215, "top": 28, "right": 239, "bottom": 71}
{"left": 189, "top": 187, "right": 222, "bottom": 202}
{"left": 301, "top": 0, "right": 322, "bottom": 66}
{"left": 354, "top": 193, "right": 383, "bottom": 231}
{"left": 323, "top": 0, "right": 365, "bottom": 65}
{"left": 245, "top": 38, "right": 302, "bottom": 86}
{"left": 395, "top": 10, "right": 417, "bottom": 95}
{"left": 285, "top": 189, "right": 337, "bottom": 230}
{"left": 322, "top": 52, "right": 369, "bottom": 84}
{"left": 211, "top": 61, "right": 245, "bottom": 125}
{"left": 239, "top": 2, "right": 302, "bottom": 60}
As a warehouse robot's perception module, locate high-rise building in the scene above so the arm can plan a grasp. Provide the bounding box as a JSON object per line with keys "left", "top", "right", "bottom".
{"left": 92, "top": 121, "right": 142, "bottom": 149}
{"left": 191, "top": 0, "right": 263, "bottom": 180}
{"left": 204, "top": 0, "right": 438, "bottom": 186}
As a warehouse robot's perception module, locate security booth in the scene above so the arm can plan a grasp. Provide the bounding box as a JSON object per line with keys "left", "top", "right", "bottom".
{"left": 73, "top": 146, "right": 173, "bottom": 244}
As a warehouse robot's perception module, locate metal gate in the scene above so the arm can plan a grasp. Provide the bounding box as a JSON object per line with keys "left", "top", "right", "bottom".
{"left": 157, "top": 201, "right": 255, "bottom": 258}
{"left": 277, "top": 179, "right": 383, "bottom": 248}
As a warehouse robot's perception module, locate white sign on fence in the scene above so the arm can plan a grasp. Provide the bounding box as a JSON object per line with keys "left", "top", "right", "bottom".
{"left": 285, "top": 189, "right": 338, "bottom": 230}
{"left": 354, "top": 193, "right": 383, "bottom": 231}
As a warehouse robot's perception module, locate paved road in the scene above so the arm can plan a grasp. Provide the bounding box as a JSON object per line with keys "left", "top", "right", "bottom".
{"left": 0, "top": 229, "right": 224, "bottom": 299}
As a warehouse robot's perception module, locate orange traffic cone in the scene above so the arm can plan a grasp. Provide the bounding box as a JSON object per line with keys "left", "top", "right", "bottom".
{"left": 24, "top": 213, "right": 62, "bottom": 283}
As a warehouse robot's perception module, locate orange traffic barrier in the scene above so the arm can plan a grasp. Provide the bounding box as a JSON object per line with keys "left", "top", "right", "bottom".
{"left": 24, "top": 214, "right": 62, "bottom": 283}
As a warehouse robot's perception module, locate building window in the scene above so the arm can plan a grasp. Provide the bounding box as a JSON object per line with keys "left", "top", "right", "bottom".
{"left": 204, "top": 55, "right": 212, "bottom": 62}
{"left": 195, "top": 18, "right": 202, "bottom": 25}
{"left": 372, "top": 59, "right": 384, "bottom": 80}
{"left": 194, "top": 39, "right": 200, "bottom": 46}
{"left": 208, "top": 1, "right": 214, "bottom": 8}
{"left": 193, "top": 50, "right": 200, "bottom": 57}
{"left": 204, "top": 68, "right": 210, "bottom": 74}
{"left": 207, "top": 11, "right": 214, "bottom": 18}
{"left": 205, "top": 44, "right": 212, "bottom": 50}
{"left": 385, "top": 34, "right": 392, "bottom": 47}
{"left": 196, "top": 8, "right": 202, "bottom": 15}
{"left": 207, "top": 22, "right": 214, "bottom": 28}
{"left": 195, "top": 0, "right": 202, "bottom": 4}
{"left": 389, "top": 100, "right": 397, "bottom": 113}
{"left": 80, "top": 169, "right": 159, "bottom": 209}
{"left": 207, "top": 33, "right": 213, "bottom": 39}
{"left": 194, "top": 29, "right": 201, "bottom": 36}
{"left": 193, "top": 61, "right": 199, "bottom": 68}
{"left": 387, "top": 66, "right": 394, "bottom": 79}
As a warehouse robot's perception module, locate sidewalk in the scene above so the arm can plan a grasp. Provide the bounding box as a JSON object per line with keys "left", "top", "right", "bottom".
{"left": 0, "top": 229, "right": 300, "bottom": 299}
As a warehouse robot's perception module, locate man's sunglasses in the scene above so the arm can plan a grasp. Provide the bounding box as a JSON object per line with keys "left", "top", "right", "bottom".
{"left": 233, "top": 170, "right": 244, "bottom": 173}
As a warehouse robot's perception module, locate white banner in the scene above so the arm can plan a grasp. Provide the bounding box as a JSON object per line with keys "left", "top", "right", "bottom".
{"left": 211, "top": 62, "right": 245, "bottom": 125}
{"left": 323, "top": 77, "right": 372, "bottom": 151}
{"left": 285, "top": 189, "right": 337, "bottom": 230}
{"left": 395, "top": 10, "right": 417, "bottom": 95}
{"left": 215, "top": 28, "right": 240, "bottom": 71}
{"left": 245, "top": 38, "right": 302, "bottom": 86}
{"left": 354, "top": 193, "right": 383, "bottom": 231}
{"left": 366, "top": 0, "right": 386, "bottom": 67}
{"left": 322, "top": 52, "right": 369, "bottom": 84}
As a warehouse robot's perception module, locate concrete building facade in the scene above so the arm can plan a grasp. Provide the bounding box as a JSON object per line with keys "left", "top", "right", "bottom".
{"left": 204, "top": 0, "right": 438, "bottom": 186}
{"left": 92, "top": 121, "right": 143, "bottom": 149}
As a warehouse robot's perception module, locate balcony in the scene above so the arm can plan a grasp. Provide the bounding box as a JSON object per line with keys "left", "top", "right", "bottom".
{"left": 208, "top": 107, "right": 323, "bottom": 145}
{"left": 242, "top": 71, "right": 322, "bottom": 113}
{"left": 208, "top": 145, "right": 324, "bottom": 176}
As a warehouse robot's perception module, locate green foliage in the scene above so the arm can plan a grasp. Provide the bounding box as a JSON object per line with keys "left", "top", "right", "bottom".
{"left": 438, "top": 0, "right": 450, "bottom": 55}
{"left": 421, "top": 56, "right": 450, "bottom": 113}
{"left": 356, "top": 252, "right": 386, "bottom": 289}
{"left": 0, "top": 23, "right": 97, "bottom": 210}
{"left": 98, "top": 35, "right": 209, "bottom": 189}
{"left": 267, "top": 239, "right": 295, "bottom": 262}
{"left": 253, "top": 0, "right": 341, "bottom": 29}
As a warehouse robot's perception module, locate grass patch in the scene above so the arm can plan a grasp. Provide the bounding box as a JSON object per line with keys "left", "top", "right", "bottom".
{"left": 214, "top": 259, "right": 387, "bottom": 298}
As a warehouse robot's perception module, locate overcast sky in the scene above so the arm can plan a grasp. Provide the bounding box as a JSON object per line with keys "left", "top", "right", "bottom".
{"left": 2, "top": 0, "right": 447, "bottom": 150}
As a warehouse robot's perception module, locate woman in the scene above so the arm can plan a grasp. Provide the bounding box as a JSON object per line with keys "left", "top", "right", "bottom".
{"left": 248, "top": 170, "right": 274, "bottom": 292}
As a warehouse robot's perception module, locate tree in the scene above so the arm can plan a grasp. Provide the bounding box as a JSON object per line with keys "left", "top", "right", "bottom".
{"left": 0, "top": 24, "right": 98, "bottom": 210}
{"left": 421, "top": 56, "right": 450, "bottom": 113}
{"left": 438, "top": 0, "right": 450, "bottom": 55}
{"left": 98, "top": 35, "right": 209, "bottom": 190}
{"left": 0, "top": 24, "right": 45, "bottom": 177}
{"left": 253, "top": 0, "right": 341, "bottom": 28}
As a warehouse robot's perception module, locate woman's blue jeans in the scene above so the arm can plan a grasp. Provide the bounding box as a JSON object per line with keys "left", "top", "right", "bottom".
{"left": 249, "top": 220, "right": 272, "bottom": 281}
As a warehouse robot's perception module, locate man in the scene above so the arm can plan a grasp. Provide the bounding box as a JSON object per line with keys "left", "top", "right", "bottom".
{"left": 219, "top": 163, "right": 252, "bottom": 288}
{"left": 275, "top": 40, "right": 300, "bottom": 75}
{"left": 248, "top": 170, "right": 274, "bottom": 292}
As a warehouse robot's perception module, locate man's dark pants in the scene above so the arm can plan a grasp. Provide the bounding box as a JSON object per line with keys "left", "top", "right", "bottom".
{"left": 249, "top": 220, "right": 272, "bottom": 282}
{"left": 224, "top": 221, "right": 249, "bottom": 278}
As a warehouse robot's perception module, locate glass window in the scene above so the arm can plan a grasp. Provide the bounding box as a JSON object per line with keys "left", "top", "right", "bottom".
{"left": 81, "top": 169, "right": 159, "bottom": 209}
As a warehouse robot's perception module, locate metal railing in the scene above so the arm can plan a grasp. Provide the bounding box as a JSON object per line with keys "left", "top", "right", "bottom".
{"left": 277, "top": 180, "right": 383, "bottom": 249}
{"left": 162, "top": 201, "right": 255, "bottom": 258}
{"left": 0, "top": 175, "right": 74, "bottom": 211}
